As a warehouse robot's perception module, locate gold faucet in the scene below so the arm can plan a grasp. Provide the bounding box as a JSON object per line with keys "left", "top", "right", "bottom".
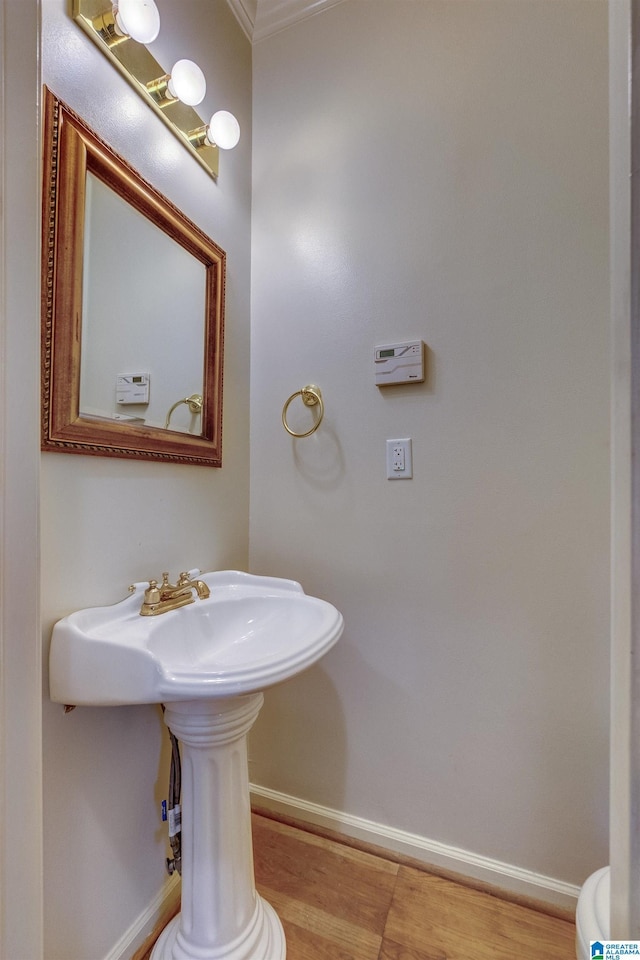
{"left": 140, "top": 571, "right": 210, "bottom": 616}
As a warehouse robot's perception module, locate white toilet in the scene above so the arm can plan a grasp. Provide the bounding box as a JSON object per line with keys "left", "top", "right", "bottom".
{"left": 575, "top": 865, "right": 610, "bottom": 959}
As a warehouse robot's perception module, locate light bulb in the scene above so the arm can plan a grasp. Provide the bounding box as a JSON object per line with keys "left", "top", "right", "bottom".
{"left": 167, "top": 60, "right": 206, "bottom": 106}
{"left": 113, "top": 0, "right": 160, "bottom": 44}
{"left": 206, "top": 111, "right": 240, "bottom": 150}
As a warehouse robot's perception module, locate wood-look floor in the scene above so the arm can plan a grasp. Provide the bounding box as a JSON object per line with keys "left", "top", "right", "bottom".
{"left": 135, "top": 813, "right": 577, "bottom": 960}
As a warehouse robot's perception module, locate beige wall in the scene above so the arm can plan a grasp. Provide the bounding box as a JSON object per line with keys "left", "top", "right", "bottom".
{"left": 40, "top": 2, "right": 252, "bottom": 956}
{"left": 1, "top": 1, "right": 43, "bottom": 956}
{"left": 249, "top": 0, "right": 610, "bottom": 888}
{"left": 27, "top": 0, "right": 611, "bottom": 953}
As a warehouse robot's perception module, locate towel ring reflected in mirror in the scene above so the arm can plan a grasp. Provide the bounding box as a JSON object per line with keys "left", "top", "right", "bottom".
{"left": 282, "top": 385, "right": 324, "bottom": 438}
{"left": 165, "top": 394, "right": 203, "bottom": 430}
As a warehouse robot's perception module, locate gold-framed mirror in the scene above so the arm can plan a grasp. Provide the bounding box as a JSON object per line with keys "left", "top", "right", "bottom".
{"left": 41, "top": 87, "right": 225, "bottom": 467}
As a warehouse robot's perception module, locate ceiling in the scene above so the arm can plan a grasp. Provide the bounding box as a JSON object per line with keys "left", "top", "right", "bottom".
{"left": 225, "top": 0, "right": 346, "bottom": 43}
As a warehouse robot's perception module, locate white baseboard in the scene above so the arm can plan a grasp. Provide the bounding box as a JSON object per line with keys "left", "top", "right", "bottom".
{"left": 102, "top": 873, "right": 180, "bottom": 960}
{"left": 100, "top": 785, "right": 580, "bottom": 960}
{"left": 250, "top": 783, "right": 581, "bottom": 913}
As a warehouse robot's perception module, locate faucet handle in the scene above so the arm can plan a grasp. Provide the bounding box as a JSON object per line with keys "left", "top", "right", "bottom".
{"left": 177, "top": 571, "right": 192, "bottom": 586}
{"left": 144, "top": 579, "right": 161, "bottom": 604}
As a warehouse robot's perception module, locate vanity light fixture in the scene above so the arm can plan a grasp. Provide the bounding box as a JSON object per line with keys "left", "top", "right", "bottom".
{"left": 146, "top": 60, "right": 207, "bottom": 108}
{"left": 166, "top": 59, "right": 207, "bottom": 106}
{"left": 113, "top": 0, "right": 160, "bottom": 44}
{"left": 189, "top": 110, "right": 241, "bottom": 152}
{"left": 72, "top": 0, "right": 241, "bottom": 179}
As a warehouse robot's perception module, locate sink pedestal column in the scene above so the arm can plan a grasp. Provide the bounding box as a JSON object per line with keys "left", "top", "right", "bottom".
{"left": 151, "top": 695, "right": 286, "bottom": 960}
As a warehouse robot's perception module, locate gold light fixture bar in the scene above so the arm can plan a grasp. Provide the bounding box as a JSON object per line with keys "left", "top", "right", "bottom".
{"left": 72, "top": 0, "right": 219, "bottom": 179}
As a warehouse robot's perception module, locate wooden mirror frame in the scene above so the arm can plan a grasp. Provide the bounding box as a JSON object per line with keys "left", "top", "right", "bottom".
{"left": 41, "top": 87, "right": 225, "bottom": 466}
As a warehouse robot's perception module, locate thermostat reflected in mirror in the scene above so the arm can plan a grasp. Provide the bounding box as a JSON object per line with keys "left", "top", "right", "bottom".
{"left": 117, "top": 373, "right": 150, "bottom": 405}
{"left": 374, "top": 340, "right": 425, "bottom": 386}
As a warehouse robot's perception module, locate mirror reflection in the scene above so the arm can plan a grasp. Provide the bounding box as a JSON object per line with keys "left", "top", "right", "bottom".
{"left": 80, "top": 173, "right": 206, "bottom": 434}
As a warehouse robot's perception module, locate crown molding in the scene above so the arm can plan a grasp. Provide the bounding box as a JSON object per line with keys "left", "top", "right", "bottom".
{"left": 225, "top": 0, "right": 346, "bottom": 43}
{"left": 225, "top": 0, "right": 257, "bottom": 41}
{"left": 253, "top": 0, "right": 346, "bottom": 42}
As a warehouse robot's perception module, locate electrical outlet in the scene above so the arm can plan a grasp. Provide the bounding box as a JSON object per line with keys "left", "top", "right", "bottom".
{"left": 386, "top": 438, "right": 413, "bottom": 479}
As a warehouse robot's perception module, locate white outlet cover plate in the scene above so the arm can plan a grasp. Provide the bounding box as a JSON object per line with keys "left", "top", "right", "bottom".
{"left": 386, "top": 438, "right": 413, "bottom": 479}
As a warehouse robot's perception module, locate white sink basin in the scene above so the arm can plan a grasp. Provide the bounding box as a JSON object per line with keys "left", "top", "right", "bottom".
{"left": 49, "top": 570, "right": 344, "bottom": 706}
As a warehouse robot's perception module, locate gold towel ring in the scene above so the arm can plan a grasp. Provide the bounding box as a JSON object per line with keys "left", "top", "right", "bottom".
{"left": 282, "top": 385, "right": 324, "bottom": 438}
{"left": 165, "top": 393, "right": 203, "bottom": 430}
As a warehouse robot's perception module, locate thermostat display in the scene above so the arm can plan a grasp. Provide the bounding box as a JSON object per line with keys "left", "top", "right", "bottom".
{"left": 374, "top": 340, "right": 424, "bottom": 386}
{"left": 116, "top": 373, "right": 150, "bottom": 404}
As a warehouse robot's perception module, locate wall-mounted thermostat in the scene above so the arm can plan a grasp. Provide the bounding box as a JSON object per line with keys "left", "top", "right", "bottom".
{"left": 374, "top": 340, "right": 425, "bottom": 386}
{"left": 116, "top": 373, "right": 150, "bottom": 405}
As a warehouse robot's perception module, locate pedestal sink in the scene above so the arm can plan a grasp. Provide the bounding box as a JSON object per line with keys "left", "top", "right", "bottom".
{"left": 49, "top": 571, "right": 344, "bottom": 960}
